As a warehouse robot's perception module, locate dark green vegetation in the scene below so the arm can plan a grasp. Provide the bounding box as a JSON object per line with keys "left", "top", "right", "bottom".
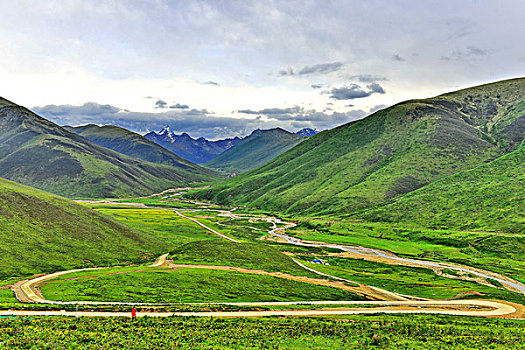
{"left": 357, "top": 141, "right": 525, "bottom": 233}
{"left": 204, "top": 128, "right": 306, "bottom": 174}
{"left": 145, "top": 127, "right": 241, "bottom": 163}
{"left": 0, "top": 178, "right": 172, "bottom": 281}
{"left": 198, "top": 78, "right": 525, "bottom": 223}
{"left": 40, "top": 266, "right": 362, "bottom": 303}
{"left": 0, "top": 97, "right": 214, "bottom": 198}
{"left": 169, "top": 240, "right": 318, "bottom": 277}
{"left": 296, "top": 256, "right": 524, "bottom": 303}
{"left": 1, "top": 315, "right": 524, "bottom": 349}
{"left": 64, "top": 124, "right": 214, "bottom": 172}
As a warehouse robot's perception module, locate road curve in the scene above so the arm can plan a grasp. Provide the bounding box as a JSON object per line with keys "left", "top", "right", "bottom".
{"left": 0, "top": 300, "right": 516, "bottom": 318}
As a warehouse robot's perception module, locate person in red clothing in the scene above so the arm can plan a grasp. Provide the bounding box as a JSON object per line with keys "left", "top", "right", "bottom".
{"left": 131, "top": 307, "right": 137, "bottom": 320}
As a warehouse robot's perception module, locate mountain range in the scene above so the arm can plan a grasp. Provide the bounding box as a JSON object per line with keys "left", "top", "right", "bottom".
{"left": 204, "top": 128, "right": 307, "bottom": 174}
{"left": 144, "top": 126, "right": 241, "bottom": 163}
{"left": 196, "top": 78, "right": 525, "bottom": 225}
{"left": 0, "top": 97, "right": 213, "bottom": 198}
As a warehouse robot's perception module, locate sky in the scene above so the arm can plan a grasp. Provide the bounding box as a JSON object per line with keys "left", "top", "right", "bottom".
{"left": 1, "top": 0, "right": 524, "bottom": 139}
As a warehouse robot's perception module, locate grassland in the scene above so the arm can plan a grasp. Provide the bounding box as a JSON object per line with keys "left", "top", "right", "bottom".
{"left": 90, "top": 205, "right": 220, "bottom": 246}
{"left": 39, "top": 266, "right": 363, "bottom": 303}
{"left": 295, "top": 257, "right": 525, "bottom": 303}
{"left": 169, "top": 240, "right": 319, "bottom": 278}
{"left": 286, "top": 220, "right": 525, "bottom": 286}
{"left": 1, "top": 315, "right": 524, "bottom": 349}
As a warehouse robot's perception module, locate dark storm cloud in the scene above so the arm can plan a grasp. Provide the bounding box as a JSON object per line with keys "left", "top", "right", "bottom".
{"left": 32, "top": 102, "right": 120, "bottom": 116}
{"left": 169, "top": 103, "right": 190, "bottom": 109}
{"left": 236, "top": 105, "right": 367, "bottom": 124}
{"left": 154, "top": 99, "right": 168, "bottom": 108}
{"left": 33, "top": 102, "right": 370, "bottom": 139}
{"left": 325, "top": 83, "right": 386, "bottom": 100}
{"left": 279, "top": 62, "right": 344, "bottom": 76}
{"left": 367, "top": 83, "right": 385, "bottom": 94}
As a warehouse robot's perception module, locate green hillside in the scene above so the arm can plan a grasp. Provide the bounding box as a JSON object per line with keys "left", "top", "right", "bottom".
{"left": 0, "top": 98, "right": 215, "bottom": 198}
{"left": 204, "top": 128, "right": 306, "bottom": 174}
{"left": 356, "top": 141, "right": 525, "bottom": 233}
{"left": 0, "top": 177, "right": 170, "bottom": 281}
{"left": 197, "top": 78, "right": 525, "bottom": 216}
{"left": 64, "top": 124, "right": 212, "bottom": 172}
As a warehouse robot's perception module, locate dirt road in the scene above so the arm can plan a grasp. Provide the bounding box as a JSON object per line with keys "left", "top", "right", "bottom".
{"left": 0, "top": 299, "right": 516, "bottom": 318}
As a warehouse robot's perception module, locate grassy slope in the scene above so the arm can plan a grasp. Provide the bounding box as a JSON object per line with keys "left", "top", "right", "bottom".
{"left": 40, "top": 266, "right": 363, "bottom": 303}
{"left": 197, "top": 78, "right": 525, "bottom": 216}
{"left": 0, "top": 98, "right": 215, "bottom": 198}
{"left": 0, "top": 178, "right": 171, "bottom": 281}
{"left": 356, "top": 142, "right": 525, "bottom": 232}
{"left": 169, "top": 240, "right": 316, "bottom": 276}
{"left": 204, "top": 128, "right": 306, "bottom": 173}
{"left": 64, "top": 124, "right": 215, "bottom": 174}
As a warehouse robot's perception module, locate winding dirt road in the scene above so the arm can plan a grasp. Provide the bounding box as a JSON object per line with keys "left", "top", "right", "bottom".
{"left": 0, "top": 299, "right": 516, "bottom": 318}
{"left": 9, "top": 192, "right": 524, "bottom": 318}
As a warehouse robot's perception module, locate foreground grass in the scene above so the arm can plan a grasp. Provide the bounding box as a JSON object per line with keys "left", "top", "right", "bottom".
{"left": 1, "top": 314, "right": 524, "bottom": 349}
{"left": 39, "top": 267, "right": 363, "bottom": 303}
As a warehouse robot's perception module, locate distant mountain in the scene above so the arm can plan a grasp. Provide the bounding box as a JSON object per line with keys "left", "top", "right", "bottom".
{"left": 204, "top": 128, "right": 307, "bottom": 174}
{"left": 145, "top": 126, "right": 241, "bottom": 163}
{"left": 196, "top": 78, "right": 525, "bottom": 216}
{"left": 64, "top": 124, "right": 214, "bottom": 175}
{"left": 0, "top": 97, "right": 214, "bottom": 198}
{"left": 295, "top": 128, "right": 319, "bottom": 137}
{"left": 0, "top": 177, "right": 172, "bottom": 279}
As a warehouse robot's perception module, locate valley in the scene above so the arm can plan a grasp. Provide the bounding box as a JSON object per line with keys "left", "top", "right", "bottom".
{"left": 3, "top": 189, "right": 523, "bottom": 319}
{"left": 0, "top": 78, "right": 524, "bottom": 349}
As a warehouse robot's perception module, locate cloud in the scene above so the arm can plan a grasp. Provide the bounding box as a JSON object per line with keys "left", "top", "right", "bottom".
{"left": 279, "top": 62, "right": 344, "bottom": 76}
{"left": 236, "top": 105, "right": 367, "bottom": 125}
{"left": 154, "top": 100, "right": 168, "bottom": 108}
{"left": 442, "top": 46, "right": 488, "bottom": 61}
{"left": 33, "top": 102, "right": 370, "bottom": 139}
{"left": 392, "top": 54, "right": 405, "bottom": 62}
{"left": 202, "top": 81, "right": 220, "bottom": 86}
{"left": 367, "top": 83, "right": 385, "bottom": 94}
{"left": 169, "top": 103, "right": 190, "bottom": 109}
{"left": 237, "top": 106, "right": 303, "bottom": 116}
{"left": 369, "top": 104, "right": 386, "bottom": 113}
{"left": 465, "top": 46, "right": 487, "bottom": 56}
{"left": 32, "top": 102, "right": 120, "bottom": 116}
{"left": 349, "top": 74, "right": 388, "bottom": 83}
{"left": 325, "top": 83, "right": 386, "bottom": 100}
{"left": 311, "top": 84, "right": 323, "bottom": 89}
